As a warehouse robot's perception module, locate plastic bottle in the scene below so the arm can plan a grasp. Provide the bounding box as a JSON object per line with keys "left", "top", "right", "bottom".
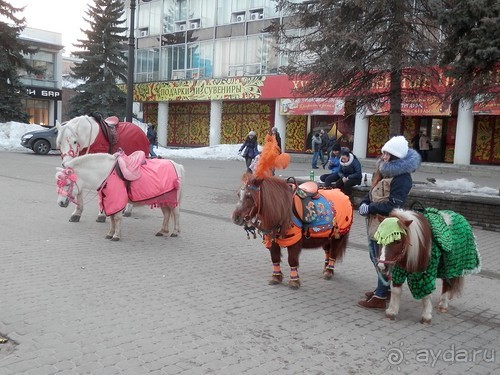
{"left": 309, "top": 170, "right": 315, "bottom": 181}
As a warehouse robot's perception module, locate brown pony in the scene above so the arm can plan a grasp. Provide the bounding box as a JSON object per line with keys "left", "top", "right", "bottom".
{"left": 375, "top": 208, "right": 480, "bottom": 324}
{"left": 232, "top": 174, "right": 353, "bottom": 289}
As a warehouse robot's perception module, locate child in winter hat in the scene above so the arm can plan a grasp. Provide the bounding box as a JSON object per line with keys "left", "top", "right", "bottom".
{"left": 381, "top": 135, "right": 409, "bottom": 159}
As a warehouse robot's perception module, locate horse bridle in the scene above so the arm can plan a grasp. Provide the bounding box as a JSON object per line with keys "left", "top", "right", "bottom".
{"left": 56, "top": 167, "right": 79, "bottom": 205}
{"left": 59, "top": 117, "right": 94, "bottom": 160}
{"left": 377, "top": 240, "right": 409, "bottom": 267}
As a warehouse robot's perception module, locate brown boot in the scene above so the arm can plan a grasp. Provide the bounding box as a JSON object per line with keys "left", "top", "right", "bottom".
{"left": 358, "top": 296, "right": 387, "bottom": 309}
{"left": 364, "top": 291, "right": 391, "bottom": 301}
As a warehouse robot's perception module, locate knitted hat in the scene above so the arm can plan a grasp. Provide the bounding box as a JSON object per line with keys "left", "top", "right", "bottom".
{"left": 248, "top": 131, "right": 256, "bottom": 136}
{"left": 332, "top": 143, "right": 341, "bottom": 152}
{"left": 382, "top": 136, "right": 408, "bottom": 159}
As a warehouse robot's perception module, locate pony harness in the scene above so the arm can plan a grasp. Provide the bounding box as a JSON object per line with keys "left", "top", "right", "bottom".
{"left": 264, "top": 183, "right": 353, "bottom": 248}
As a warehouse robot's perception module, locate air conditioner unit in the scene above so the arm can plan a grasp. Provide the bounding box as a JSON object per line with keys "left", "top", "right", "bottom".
{"left": 172, "top": 70, "right": 185, "bottom": 80}
{"left": 191, "top": 69, "right": 200, "bottom": 79}
{"left": 190, "top": 22, "right": 199, "bottom": 29}
{"left": 236, "top": 14, "right": 245, "bottom": 22}
{"left": 250, "top": 12, "right": 262, "bottom": 21}
{"left": 178, "top": 24, "right": 186, "bottom": 31}
{"left": 139, "top": 30, "right": 148, "bottom": 37}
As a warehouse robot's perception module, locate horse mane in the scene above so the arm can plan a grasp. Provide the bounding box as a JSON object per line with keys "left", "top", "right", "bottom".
{"left": 389, "top": 208, "right": 432, "bottom": 272}
{"left": 250, "top": 175, "right": 293, "bottom": 232}
{"left": 64, "top": 153, "right": 115, "bottom": 169}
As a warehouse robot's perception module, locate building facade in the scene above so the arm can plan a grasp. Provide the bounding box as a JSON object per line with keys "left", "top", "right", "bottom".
{"left": 129, "top": 0, "right": 499, "bottom": 165}
{"left": 18, "top": 28, "right": 63, "bottom": 126}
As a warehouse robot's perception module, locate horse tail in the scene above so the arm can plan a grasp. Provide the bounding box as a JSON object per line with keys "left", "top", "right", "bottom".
{"left": 329, "top": 232, "right": 349, "bottom": 264}
{"left": 446, "top": 276, "right": 464, "bottom": 298}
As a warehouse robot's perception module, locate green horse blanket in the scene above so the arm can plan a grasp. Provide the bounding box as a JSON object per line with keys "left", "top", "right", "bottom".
{"left": 387, "top": 208, "right": 481, "bottom": 300}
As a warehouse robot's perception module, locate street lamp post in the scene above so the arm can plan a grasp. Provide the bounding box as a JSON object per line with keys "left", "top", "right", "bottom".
{"left": 125, "top": 0, "right": 136, "bottom": 122}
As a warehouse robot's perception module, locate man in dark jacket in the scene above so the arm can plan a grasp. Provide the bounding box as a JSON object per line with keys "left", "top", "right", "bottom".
{"left": 334, "top": 150, "right": 362, "bottom": 196}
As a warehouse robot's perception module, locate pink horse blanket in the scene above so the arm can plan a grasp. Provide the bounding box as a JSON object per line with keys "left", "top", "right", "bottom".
{"left": 81, "top": 121, "right": 149, "bottom": 156}
{"left": 98, "top": 158, "right": 179, "bottom": 216}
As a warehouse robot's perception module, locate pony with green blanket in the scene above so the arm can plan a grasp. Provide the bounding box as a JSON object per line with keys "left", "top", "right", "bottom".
{"left": 374, "top": 207, "right": 480, "bottom": 324}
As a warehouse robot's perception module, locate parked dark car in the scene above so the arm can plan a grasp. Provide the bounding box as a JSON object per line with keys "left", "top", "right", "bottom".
{"left": 20, "top": 126, "right": 59, "bottom": 155}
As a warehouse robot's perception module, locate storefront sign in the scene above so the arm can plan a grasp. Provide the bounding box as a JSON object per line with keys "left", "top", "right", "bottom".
{"left": 26, "top": 87, "right": 62, "bottom": 101}
{"left": 279, "top": 98, "right": 345, "bottom": 115}
{"left": 473, "top": 97, "right": 500, "bottom": 115}
{"left": 365, "top": 95, "right": 451, "bottom": 116}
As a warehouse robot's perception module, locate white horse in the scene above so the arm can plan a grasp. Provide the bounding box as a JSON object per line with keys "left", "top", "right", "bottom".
{"left": 56, "top": 152, "right": 184, "bottom": 241}
{"left": 56, "top": 114, "right": 150, "bottom": 223}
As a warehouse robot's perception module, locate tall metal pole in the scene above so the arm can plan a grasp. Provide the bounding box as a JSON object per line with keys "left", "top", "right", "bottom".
{"left": 125, "top": 0, "right": 136, "bottom": 122}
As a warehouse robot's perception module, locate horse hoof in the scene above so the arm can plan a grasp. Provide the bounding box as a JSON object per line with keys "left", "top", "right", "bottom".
{"left": 69, "top": 215, "right": 81, "bottom": 222}
{"left": 170, "top": 233, "right": 178, "bottom": 237}
{"left": 110, "top": 237, "right": 120, "bottom": 242}
{"left": 155, "top": 232, "right": 164, "bottom": 237}
{"left": 123, "top": 212, "right": 131, "bottom": 217}
{"left": 268, "top": 275, "right": 283, "bottom": 285}
{"left": 420, "top": 318, "right": 432, "bottom": 325}
{"left": 96, "top": 216, "right": 106, "bottom": 223}
{"left": 437, "top": 306, "right": 448, "bottom": 313}
{"left": 288, "top": 280, "right": 301, "bottom": 289}
{"left": 323, "top": 270, "right": 333, "bottom": 280}
{"left": 105, "top": 235, "right": 113, "bottom": 239}
{"left": 385, "top": 313, "right": 396, "bottom": 321}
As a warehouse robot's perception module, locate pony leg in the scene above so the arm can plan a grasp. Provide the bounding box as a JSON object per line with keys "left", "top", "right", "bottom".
{"left": 323, "top": 235, "right": 349, "bottom": 280}
{"left": 420, "top": 295, "right": 433, "bottom": 324}
{"left": 155, "top": 206, "right": 170, "bottom": 236}
{"left": 385, "top": 284, "right": 402, "bottom": 320}
{"left": 170, "top": 206, "right": 181, "bottom": 237}
{"left": 105, "top": 215, "right": 116, "bottom": 239}
{"left": 323, "top": 256, "right": 336, "bottom": 280}
{"left": 287, "top": 243, "right": 301, "bottom": 289}
{"left": 96, "top": 211, "right": 106, "bottom": 223}
{"left": 438, "top": 277, "right": 463, "bottom": 313}
{"left": 69, "top": 192, "right": 84, "bottom": 222}
{"left": 122, "top": 203, "right": 133, "bottom": 217}
{"left": 289, "top": 267, "right": 300, "bottom": 289}
{"left": 437, "top": 280, "right": 451, "bottom": 313}
{"left": 268, "top": 243, "right": 283, "bottom": 285}
{"left": 106, "top": 213, "right": 122, "bottom": 241}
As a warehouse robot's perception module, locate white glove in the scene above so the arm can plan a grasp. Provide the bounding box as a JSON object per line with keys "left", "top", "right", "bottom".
{"left": 359, "top": 203, "right": 369, "bottom": 216}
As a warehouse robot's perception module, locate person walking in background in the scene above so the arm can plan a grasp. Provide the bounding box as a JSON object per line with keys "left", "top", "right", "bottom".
{"left": 326, "top": 134, "right": 338, "bottom": 156}
{"left": 319, "top": 143, "right": 341, "bottom": 187}
{"left": 238, "top": 130, "right": 260, "bottom": 173}
{"left": 334, "top": 150, "right": 362, "bottom": 197}
{"left": 319, "top": 129, "right": 329, "bottom": 167}
{"left": 311, "top": 132, "right": 324, "bottom": 169}
{"left": 357, "top": 135, "right": 421, "bottom": 309}
{"left": 411, "top": 131, "right": 421, "bottom": 157}
{"left": 419, "top": 131, "right": 431, "bottom": 162}
{"left": 146, "top": 123, "right": 158, "bottom": 158}
{"left": 270, "top": 127, "right": 282, "bottom": 152}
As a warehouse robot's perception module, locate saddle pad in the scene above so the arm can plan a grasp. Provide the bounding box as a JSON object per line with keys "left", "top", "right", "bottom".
{"left": 128, "top": 159, "right": 179, "bottom": 205}
{"left": 82, "top": 122, "right": 149, "bottom": 156}
{"left": 293, "top": 194, "right": 334, "bottom": 232}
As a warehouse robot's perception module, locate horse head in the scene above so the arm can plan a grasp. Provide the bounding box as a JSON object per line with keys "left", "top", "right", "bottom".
{"left": 55, "top": 166, "right": 79, "bottom": 208}
{"left": 56, "top": 116, "right": 95, "bottom": 163}
{"left": 232, "top": 173, "right": 261, "bottom": 227}
{"left": 232, "top": 174, "right": 293, "bottom": 234}
{"left": 375, "top": 209, "right": 432, "bottom": 274}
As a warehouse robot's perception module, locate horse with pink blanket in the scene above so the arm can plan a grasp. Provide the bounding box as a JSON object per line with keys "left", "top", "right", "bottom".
{"left": 56, "top": 114, "right": 150, "bottom": 223}
{"left": 56, "top": 150, "right": 185, "bottom": 241}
